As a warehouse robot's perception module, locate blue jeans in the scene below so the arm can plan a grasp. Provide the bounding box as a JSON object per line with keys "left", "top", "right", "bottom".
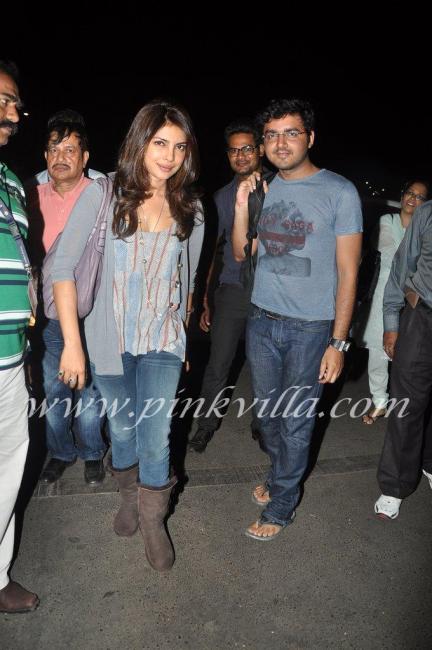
{"left": 246, "top": 306, "right": 332, "bottom": 526}
{"left": 92, "top": 351, "right": 183, "bottom": 487}
{"left": 42, "top": 319, "right": 106, "bottom": 462}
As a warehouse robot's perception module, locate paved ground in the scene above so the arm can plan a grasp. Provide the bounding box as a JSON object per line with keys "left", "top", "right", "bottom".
{"left": 2, "top": 348, "right": 432, "bottom": 649}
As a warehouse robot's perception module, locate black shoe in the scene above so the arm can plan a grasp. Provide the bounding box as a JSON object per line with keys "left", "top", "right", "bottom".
{"left": 40, "top": 457, "right": 76, "bottom": 484}
{"left": 188, "top": 429, "right": 214, "bottom": 453}
{"left": 84, "top": 459, "right": 106, "bottom": 485}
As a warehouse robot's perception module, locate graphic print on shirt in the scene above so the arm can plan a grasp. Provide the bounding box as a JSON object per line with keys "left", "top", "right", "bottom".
{"left": 257, "top": 200, "right": 314, "bottom": 277}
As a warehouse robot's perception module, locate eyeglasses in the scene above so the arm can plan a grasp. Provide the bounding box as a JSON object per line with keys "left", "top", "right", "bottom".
{"left": 263, "top": 129, "right": 307, "bottom": 142}
{"left": 404, "top": 189, "right": 427, "bottom": 202}
{"left": 226, "top": 144, "right": 258, "bottom": 157}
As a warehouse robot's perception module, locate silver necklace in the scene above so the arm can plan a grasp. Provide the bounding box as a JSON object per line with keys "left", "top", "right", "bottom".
{"left": 137, "top": 197, "right": 166, "bottom": 242}
{"left": 135, "top": 202, "right": 178, "bottom": 317}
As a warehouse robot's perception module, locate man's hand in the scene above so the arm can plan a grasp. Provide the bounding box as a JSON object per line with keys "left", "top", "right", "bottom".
{"left": 58, "top": 342, "right": 86, "bottom": 390}
{"left": 235, "top": 171, "right": 268, "bottom": 208}
{"left": 319, "top": 346, "right": 344, "bottom": 384}
{"left": 199, "top": 298, "right": 211, "bottom": 332}
{"left": 383, "top": 331, "right": 398, "bottom": 360}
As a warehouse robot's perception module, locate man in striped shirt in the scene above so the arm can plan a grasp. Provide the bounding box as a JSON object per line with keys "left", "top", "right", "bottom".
{"left": 0, "top": 60, "right": 39, "bottom": 613}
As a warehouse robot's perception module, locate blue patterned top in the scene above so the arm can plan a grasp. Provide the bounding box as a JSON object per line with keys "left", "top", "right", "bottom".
{"left": 113, "top": 222, "right": 185, "bottom": 360}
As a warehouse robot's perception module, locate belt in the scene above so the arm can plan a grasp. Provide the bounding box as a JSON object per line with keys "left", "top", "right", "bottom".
{"left": 261, "top": 308, "right": 289, "bottom": 321}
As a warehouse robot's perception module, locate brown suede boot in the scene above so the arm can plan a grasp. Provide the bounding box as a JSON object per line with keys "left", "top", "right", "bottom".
{"left": 109, "top": 461, "right": 139, "bottom": 537}
{"left": 138, "top": 476, "right": 177, "bottom": 571}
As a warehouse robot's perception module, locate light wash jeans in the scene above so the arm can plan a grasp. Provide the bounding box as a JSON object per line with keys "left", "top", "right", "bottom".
{"left": 93, "top": 351, "right": 182, "bottom": 487}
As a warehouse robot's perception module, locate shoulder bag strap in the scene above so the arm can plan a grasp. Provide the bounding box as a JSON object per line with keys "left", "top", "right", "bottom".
{"left": 0, "top": 196, "right": 32, "bottom": 280}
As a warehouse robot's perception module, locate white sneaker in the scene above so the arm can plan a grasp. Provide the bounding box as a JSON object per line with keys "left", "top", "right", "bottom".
{"left": 422, "top": 469, "right": 432, "bottom": 490}
{"left": 374, "top": 494, "right": 402, "bottom": 520}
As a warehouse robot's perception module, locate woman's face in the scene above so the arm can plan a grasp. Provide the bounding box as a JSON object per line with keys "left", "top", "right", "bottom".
{"left": 401, "top": 182, "right": 428, "bottom": 216}
{"left": 144, "top": 122, "right": 188, "bottom": 185}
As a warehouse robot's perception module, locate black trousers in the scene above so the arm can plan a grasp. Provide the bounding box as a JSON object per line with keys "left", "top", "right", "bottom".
{"left": 196, "top": 283, "right": 255, "bottom": 432}
{"left": 377, "top": 301, "right": 432, "bottom": 498}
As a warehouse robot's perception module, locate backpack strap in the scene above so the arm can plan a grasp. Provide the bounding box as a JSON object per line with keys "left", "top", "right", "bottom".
{"left": 0, "top": 196, "right": 32, "bottom": 279}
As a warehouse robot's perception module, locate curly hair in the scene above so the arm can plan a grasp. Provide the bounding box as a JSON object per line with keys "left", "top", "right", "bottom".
{"left": 256, "top": 98, "right": 315, "bottom": 134}
{"left": 113, "top": 99, "right": 201, "bottom": 241}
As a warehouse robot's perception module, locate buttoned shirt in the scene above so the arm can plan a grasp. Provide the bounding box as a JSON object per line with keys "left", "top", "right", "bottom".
{"left": 33, "top": 175, "right": 91, "bottom": 253}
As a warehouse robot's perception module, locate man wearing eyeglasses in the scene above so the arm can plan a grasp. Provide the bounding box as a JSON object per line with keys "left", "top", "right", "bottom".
{"left": 189, "top": 119, "right": 264, "bottom": 453}
{"left": 233, "top": 98, "right": 363, "bottom": 541}
{"left": 0, "top": 60, "right": 39, "bottom": 612}
{"left": 375, "top": 183, "right": 432, "bottom": 520}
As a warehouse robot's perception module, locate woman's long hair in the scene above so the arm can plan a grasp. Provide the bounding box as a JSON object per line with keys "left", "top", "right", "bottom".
{"left": 113, "top": 99, "right": 201, "bottom": 241}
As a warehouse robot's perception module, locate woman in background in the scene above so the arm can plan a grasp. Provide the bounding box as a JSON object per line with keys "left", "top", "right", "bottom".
{"left": 361, "top": 179, "right": 429, "bottom": 424}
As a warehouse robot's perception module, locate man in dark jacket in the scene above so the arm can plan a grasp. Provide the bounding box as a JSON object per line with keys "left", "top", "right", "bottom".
{"left": 189, "top": 119, "right": 264, "bottom": 452}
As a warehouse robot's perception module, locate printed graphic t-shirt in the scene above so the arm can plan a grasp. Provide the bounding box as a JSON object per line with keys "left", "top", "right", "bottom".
{"left": 251, "top": 169, "right": 363, "bottom": 320}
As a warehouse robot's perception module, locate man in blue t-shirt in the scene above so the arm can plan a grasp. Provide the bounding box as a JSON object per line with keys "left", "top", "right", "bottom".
{"left": 189, "top": 120, "right": 264, "bottom": 452}
{"left": 233, "top": 98, "right": 363, "bottom": 541}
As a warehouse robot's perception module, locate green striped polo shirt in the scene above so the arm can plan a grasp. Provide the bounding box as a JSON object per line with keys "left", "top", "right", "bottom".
{"left": 0, "top": 161, "right": 31, "bottom": 369}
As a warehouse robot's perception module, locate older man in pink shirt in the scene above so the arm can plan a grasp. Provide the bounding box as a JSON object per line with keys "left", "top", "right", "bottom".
{"left": 28, "top": 110, "right": 107, "bottom": 486}
{"left": 37, "top": 173, "right": 91, "bottom": 252}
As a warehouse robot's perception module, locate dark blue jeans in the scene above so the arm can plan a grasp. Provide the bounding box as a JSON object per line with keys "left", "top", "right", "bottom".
{"left": 42, "top": 319, "right": 106, "bottom": 462}
{"left": 246, "top": 306, "right": 332, "bottom": 526}
{"left": 93, "top": 351, "right": 183, "bottom": 487}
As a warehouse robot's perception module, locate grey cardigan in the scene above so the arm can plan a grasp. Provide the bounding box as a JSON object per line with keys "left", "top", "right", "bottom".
{"left": 383, "top": 200, "right": 432, "bottom": 332}
{"left": 52, "top": 180, "right": 204, "bottom": 376}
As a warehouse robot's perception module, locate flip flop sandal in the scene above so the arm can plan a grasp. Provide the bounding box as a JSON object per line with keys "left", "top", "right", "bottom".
{"left": 362, "top": 408, "right": 386, "bottom": 425}
{"left": 244, "top": 511, "right": 296, "bottom": 542}
{"left": 251, "top": 484, "right": 271, "bottom": 506}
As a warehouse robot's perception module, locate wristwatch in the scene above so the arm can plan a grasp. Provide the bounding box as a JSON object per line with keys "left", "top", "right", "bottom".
{"left": 329, "top": 337, "right": 351, "bottom": 352}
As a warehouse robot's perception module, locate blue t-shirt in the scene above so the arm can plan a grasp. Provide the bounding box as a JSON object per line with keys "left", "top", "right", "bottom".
{"left": 252, "top": 169, "right": 363, "bottom": 320}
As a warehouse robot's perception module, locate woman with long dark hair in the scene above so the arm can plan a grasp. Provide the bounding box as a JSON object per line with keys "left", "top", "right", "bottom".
{"left": 51, "top": 99, "right": 204, "bottom": 571}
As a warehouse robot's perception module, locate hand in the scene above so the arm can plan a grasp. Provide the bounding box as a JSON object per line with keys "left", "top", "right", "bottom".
{"left": 25, "top": 360, "right": 34, "bottom": 389}
{"left": 58, "top": 342, "right": 86, "bottom": 390}
{"left": 319, "top": 346, "right": 344, "bottom": 384}
{"left": 199, "top": 302, "right": 211, "bottom": 332}
{"left": 383, "top": 331, "right": 398, "bottom": 360}
{"left": 235, "top": 172, "right": 268, "bottom": 208}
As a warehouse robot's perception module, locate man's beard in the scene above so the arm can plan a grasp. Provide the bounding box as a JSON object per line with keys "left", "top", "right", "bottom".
{"left": 0, "top": 120, "right": 18, "bottom": 136}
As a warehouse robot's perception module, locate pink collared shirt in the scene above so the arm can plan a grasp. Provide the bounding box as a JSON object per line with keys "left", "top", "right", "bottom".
{"left": 35, "top": 175, "right": 92, "bottom": 253}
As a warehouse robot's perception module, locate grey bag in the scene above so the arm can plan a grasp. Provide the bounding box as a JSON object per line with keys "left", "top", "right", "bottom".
{"left": 42, "top": 176, "right": 113, "bottom": 320}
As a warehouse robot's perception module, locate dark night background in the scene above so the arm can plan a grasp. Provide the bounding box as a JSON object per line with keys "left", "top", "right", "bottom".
{"left": 4, "top": 31, "right": 431, "bottom": 225}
